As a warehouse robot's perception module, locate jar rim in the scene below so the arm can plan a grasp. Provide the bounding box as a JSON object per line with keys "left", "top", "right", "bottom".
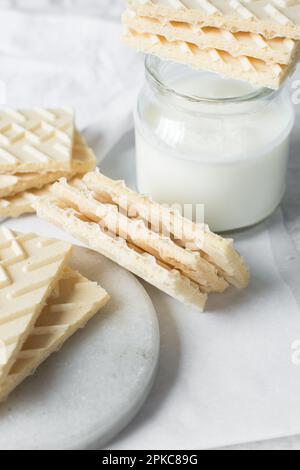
{"left": 145, "top": 55, "right": 278, "bottom": 105}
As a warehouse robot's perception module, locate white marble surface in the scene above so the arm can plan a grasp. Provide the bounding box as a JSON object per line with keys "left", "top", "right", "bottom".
{"left": 0, "top": 238, "right": 160, "bottom": 450}
{"left": 1, "top": 0, "right": 300, "bottom": 450}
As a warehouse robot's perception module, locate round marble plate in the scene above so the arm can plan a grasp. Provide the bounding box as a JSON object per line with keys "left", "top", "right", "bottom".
{"left": 0, "top": 228, "right": 160, "bottom": 450}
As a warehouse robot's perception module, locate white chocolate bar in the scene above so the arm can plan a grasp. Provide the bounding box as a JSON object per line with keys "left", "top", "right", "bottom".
{"left": 83, "top": 171, "right": 250, "bottom": 289}
{"left": 127, "top": 0, "right": 300, "bottom": 39}
{"left": 0, "top": 130, "right": 96, "bottom": 199}
{"left": 0, "top": 228, "right": 72, "bottom": 385}
{"left": 0, "top": 268, "right": 109, "bottom": 402}
{"left": 0, "top": 108, "right": 74, "bottom": 174}
{"left": 0, "top": 183, "right": 54, "bottom": 218}
{"left": 35, "top": 170, "right": 250, "bottom": 310}
{"left": 50, "top": 178, "right": 228, "bottom": 293}
{"left": 123, "top": 11, "right": 300, "bottom": 63}
{"left": 123, "top": 27, "right": 295, "bottom": 88}
{"left": 35, "top": 198, "right": 208, "bottom": 312}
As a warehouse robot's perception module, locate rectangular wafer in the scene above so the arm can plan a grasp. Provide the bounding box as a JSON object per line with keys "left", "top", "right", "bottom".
{"left": 0, "top": 268, "right": 109, "bottom": 402}
{"left": 0, "top": 228, "right": 72, "bottom": 386}
{"left": 127, "top": 0, "right": 300, "bottom": 40}
{"left": 50, "top": 178, "right": 228, "bottom": 293}
{"left": 35, "top": 198, "right": 208, "bottom": 312}
{"left": 83, "top": 171, "right": 250, "bottom": 289}
{"left": 123, "top": 27, "right": 295, "bottom": 88}
{"left": 0, "top": 183, "right": 55, "bottom": 218}
{"left": 0, "top": 108, "right": 74, "bottom": 174}
{"left": 0, "top": 130, "right": 96, "bottom": 199}
{"left": 123, "top": 10, "right": 300, "bottom": 64}
{"left": 35, "top": 171, "right": 250, "bottom": 310}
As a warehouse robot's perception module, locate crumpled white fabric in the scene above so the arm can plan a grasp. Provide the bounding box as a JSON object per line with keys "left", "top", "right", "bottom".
{"left": 0, "top": 0, "right": 143, "bottom": 160}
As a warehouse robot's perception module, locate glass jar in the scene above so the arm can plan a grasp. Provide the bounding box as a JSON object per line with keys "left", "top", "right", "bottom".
{"left": 134, "top": 56, "right": 295, "bottom": 232}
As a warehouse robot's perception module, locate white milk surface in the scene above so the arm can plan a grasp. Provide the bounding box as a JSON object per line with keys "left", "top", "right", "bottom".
{"left": 136, "top": 73, "right": 294, "bottom": 232}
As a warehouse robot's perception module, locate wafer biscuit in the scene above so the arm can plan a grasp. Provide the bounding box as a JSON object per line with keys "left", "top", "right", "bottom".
{"left": 123, "top": 11, "right": 300, "bottom": 64}
{"left": 123, "top": 27, "right": 294, "bottom": 88}
{"left": 0, "top": 228, "right": 72, "bottom": 385}
{"left": 51, "top": 178, "right": 228, "bottom": 293}
{"left": 0, "top": 268, "right": 109, "bottom": 402}
{"left": 0, "top": 108, "right": 74, "bottom": 174}
{"left": 0, "top": 131, "right": 96, "bottom": 199}
{"left": 0, "top": 183, "right": 53, "bottom": 218}
{"left": 127, "top": 0, "right": 300, "bottom": 40}
{"left": 83, "top": 171, "right": 249, "bottom": 289}
{"left": 35, "top": 199, "right": 208, "bottom": 312}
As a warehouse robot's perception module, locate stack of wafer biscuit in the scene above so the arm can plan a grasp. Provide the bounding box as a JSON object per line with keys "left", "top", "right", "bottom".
{"left": 123, "top": 0, "right": 300, "bottom": 88}
{"left": 0, "top": 227, "right": 109, "bottom": 401}
{"left": 34, "top": 170, "right": 250, "bottom": 312}
{"left": 0, "top": 108, "right": 96, "bottom": 219}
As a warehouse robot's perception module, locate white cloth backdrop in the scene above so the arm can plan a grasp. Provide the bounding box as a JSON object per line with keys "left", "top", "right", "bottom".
{"left": 0, "top": 0, "right": 142, "bottom": 159}
{"left": 1, "top": 0, "right": 300, "bottom": 451}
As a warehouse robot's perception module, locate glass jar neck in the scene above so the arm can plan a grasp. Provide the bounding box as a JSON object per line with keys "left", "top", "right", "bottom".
{"left": 145, "top": 56, "right": 281, "bottom": 117}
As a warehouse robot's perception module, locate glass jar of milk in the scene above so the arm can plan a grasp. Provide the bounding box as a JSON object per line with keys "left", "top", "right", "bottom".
{"left": 134, "top": 56, "right": 295, "bottom": 232}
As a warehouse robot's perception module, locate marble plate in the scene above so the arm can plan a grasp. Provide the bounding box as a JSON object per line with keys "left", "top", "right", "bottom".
{"left": 0, "top": 222, "right": 160, "bottom": 450}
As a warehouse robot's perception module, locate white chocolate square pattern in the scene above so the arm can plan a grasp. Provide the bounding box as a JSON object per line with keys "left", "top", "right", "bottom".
{"left": 128, "top": 0, "right": 300, "bottom": 39}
